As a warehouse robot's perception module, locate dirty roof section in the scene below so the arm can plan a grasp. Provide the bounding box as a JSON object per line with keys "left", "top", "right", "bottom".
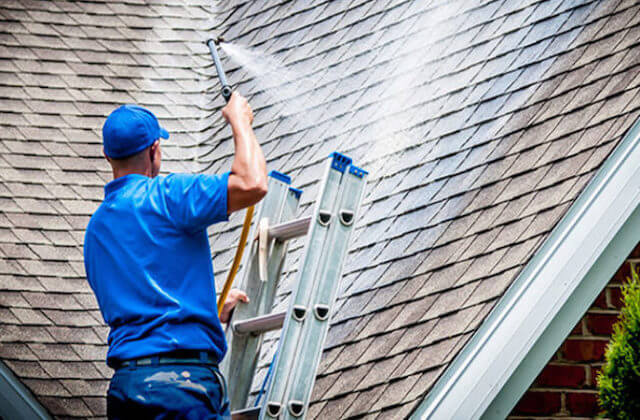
{"left": 1, "top": 0, "right": 640, "bottom": 418}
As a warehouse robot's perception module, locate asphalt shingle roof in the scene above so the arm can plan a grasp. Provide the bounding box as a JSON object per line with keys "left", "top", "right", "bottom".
{"left": 212, "top": 0, "right": 640, "bottom": 417}
{"left": 2, "top": 0, "right": 640, "bottom": 418}
{"left": 0, "top": 0, "right": 216, "bottom": 417}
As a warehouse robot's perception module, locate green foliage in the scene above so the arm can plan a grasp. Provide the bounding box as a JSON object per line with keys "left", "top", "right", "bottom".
{"left": 598, "top": 264, "right": 640, "bottom": 419}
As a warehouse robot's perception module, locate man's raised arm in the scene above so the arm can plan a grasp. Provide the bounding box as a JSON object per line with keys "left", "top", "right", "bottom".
{"left": 222, "top": 92, "right": 268, "bottom": 214}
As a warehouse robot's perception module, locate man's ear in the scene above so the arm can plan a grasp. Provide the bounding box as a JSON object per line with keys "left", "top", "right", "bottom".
{"left": 103, "top": 148, "right": 111, "bottom": 163}
{"left": 149, "top": 141, "right": 158, "bottom": 162}
{"left": 149, "top": 140, "right": 161, "bottom": 178}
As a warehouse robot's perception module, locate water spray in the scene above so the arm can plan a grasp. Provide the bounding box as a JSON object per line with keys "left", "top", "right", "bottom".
{"left": 206, "top": 37, "right": 233, "bottom": 102}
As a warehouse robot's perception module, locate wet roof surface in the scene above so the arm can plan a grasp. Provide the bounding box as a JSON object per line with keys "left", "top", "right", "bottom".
{"left": 2, "top": 0, "right": 640, "bottom": 418}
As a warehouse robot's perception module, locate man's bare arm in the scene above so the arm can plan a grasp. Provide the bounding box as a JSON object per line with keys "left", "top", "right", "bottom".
{"left": 222, "top": 92, "right": 268, "bottom": 214}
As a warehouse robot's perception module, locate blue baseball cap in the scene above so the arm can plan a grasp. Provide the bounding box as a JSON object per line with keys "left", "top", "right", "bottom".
{"left": 102, "top": 105, "right": 169, "bottom": 159}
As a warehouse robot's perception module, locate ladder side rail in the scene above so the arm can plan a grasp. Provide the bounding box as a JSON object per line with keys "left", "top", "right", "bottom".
{"left": 260, "top": 154, "right": 351, "bottom": 419}
{"left": 228, "top": 186, "right": 300, "bottom": 410}
{"left": 230, "top": 188, "right": 300, "bottom": 409}
{"left": 223, "top": 174, "right": 293, "bottom": 410}
{"left": 284, "top": 166, "right": 368, "bottom": 418}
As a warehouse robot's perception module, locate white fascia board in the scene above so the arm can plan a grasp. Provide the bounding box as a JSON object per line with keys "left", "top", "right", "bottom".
{"left": 411, "top": 116, "right": 640, "bottom": 420}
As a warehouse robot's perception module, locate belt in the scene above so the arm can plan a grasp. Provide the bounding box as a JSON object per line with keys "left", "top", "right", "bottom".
{"left": 115, "top": 350, "right": 219, "bottom": 370}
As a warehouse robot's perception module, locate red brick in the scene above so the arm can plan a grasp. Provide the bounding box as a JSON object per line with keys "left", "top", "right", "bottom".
{"left": 536, "top": 364, "right": 586, "bottom": 388}
{"left": 586, "top": 313, "right": 619, "bottom": 335}
{"left": 592, "top": 289, "right": 607, "bottom": 309}
{"left": 513, "top": 248, "right": 638, "bottom": 419}
{"left": 566, "top": 392, "right": 600, "bottom": 416}
{"left": 512, "top": 391, "right": 561, "bottom": 415}
{"left": 612, "top": 262, "right": 631, "bottom": 282}
{"left": 629, "top": 243, "right": 640, "bottom": 258}
{"left": 570, "top": 319, "right": 583, "bottom": 335}
{"left": 562, "top": 339, "right": 608, "bottom": 362}
{"left": 609, "top": 286, "right": 624, "bottom": 309}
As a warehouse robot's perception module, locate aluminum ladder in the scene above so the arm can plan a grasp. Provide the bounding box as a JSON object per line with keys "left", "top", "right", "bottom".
{"left": 223, "top": 152, "right": 368, "bottom": 419}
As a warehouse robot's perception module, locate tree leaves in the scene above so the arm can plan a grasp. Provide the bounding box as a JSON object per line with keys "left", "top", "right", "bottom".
{"left": 598, "top": 264, "right": 640, "bottom": 419}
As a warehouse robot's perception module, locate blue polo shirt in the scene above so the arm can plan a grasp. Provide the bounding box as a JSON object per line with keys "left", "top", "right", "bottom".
{"left": 84, "top": 172, "right": 230, "bottom": 367}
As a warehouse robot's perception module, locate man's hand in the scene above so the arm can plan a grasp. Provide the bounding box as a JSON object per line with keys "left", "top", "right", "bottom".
{"left": 225, "top": 91, "right": 268, "bottom": 214}
{"left": 219, "top": 288, "right": 250, "bottom": 324}
{"left": 222, "top": 92, "right": 254, "bottom": 127}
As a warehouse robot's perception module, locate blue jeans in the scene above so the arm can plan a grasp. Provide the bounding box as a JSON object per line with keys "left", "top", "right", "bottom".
{"left": 107, "top": 363, "right": 231, "bottom": 420}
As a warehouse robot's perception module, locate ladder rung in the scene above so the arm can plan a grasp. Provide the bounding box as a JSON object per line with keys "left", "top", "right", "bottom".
{"left": 231, "top": 406, "right": 260, "bottom": 420}
{"left": 232, "top": 311, "right": 286, "bottom": 335}
{"left": 268, "top": 216, "right": 311, "bottom": 241}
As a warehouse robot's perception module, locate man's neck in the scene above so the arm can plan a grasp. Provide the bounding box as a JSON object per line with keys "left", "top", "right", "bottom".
{"left": 112, "top": 167, "right": 152, "bottom": 180}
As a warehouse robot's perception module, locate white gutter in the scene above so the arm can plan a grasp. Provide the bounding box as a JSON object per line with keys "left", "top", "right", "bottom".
{"left": 411, "top": 115, "right": 640, "bottom": 419}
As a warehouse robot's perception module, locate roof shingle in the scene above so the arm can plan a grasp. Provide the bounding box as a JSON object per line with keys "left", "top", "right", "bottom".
{"left": 3, "top": 0, "right": 640, "bottom": 418}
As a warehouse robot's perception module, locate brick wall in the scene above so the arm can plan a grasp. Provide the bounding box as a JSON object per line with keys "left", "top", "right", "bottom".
{"left": 509, "top": 244, "right": 640, "bottom": 418}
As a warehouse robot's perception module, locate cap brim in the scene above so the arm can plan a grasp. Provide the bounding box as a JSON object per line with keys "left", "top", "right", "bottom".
{"left": 159, "top": 127, "right": 169, "bottom": 139}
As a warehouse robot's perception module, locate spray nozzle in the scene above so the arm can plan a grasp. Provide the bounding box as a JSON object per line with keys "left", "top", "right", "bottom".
{"left": 206, "top": 37, "right": 232, "bottom": 103}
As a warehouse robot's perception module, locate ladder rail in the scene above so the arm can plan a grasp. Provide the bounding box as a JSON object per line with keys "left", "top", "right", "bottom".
{"left": 225, "top": 153, "right": 368, "bottom": 420}
{"left": 222, "top": 172, "right": 300, "bottom": 411}
{"left": 259, "top": 153, "right": 358, "bottom": 419}
{"left": 260, "top": 158, "right": 342, "bottom": 418}
{"left": 283, "top": 167, "right": 367, "bottom": 418}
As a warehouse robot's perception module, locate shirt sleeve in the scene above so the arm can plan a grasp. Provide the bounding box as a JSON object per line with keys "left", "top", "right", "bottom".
{"left": 162, "top": 172, "right": 230, "bottom": 232}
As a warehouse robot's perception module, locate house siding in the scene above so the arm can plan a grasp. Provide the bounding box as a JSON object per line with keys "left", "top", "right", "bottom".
{"left": 508, "top": 243, "right": 640, "bottom": 418}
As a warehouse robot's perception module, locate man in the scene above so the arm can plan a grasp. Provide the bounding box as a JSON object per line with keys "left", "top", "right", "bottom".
{"left": 84, "top": 92, "right": 267, "bottom": 419}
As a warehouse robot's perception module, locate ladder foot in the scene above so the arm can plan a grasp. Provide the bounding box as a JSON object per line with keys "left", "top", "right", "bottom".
{"left": 318, "top": 210, "right": 331, "bottom": 226}
{"left": 266, "top": 402, "right": 282, "bottom": 417}
{"left": 292, "top": 305, "right": 306, "bottom": 321}
{"left": 313, "top": 304, "right": 330, "bottom": 320}
{"left": 288, "top": 400, "right": 305, "bottom": 417}
{"left": 339, "top": 209, "right": 354, "bottom": 225}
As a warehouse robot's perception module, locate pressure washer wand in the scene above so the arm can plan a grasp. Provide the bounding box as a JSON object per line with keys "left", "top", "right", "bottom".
{"left": 206, "top": 37, "right": 233, "bottom": 103}
{"left": 205, "top": 36, "right": 255, "bottom": 319}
